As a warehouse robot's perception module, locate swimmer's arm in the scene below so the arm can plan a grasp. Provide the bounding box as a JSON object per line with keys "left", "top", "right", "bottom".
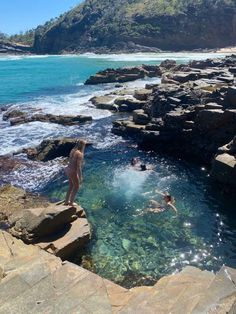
{"left": 142, "top": 191, "right": 153, "bottom": 196}
{"left": 167, "top": 202, "right": 178, "bottom": 214}
{"left": 155, "top": 190, "right": 165, "bottom": 196}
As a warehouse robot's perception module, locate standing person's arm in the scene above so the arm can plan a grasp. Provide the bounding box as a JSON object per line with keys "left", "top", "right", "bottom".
{"left": 77, "top": 153, "right": 83, "bottom": 183}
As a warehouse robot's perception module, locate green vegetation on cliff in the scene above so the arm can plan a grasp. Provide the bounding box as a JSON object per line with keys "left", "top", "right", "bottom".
{"left": 33, "top": 0, "right": 236, "bottom": 53}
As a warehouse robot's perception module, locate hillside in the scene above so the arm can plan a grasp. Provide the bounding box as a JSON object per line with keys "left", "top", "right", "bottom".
{"left": 34, "top": 0, "right": 236, "bottom": 54}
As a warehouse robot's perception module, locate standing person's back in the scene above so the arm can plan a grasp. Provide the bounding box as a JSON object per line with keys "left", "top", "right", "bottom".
{"left": 64, "top": 139, "right": 86, "bottom": 206}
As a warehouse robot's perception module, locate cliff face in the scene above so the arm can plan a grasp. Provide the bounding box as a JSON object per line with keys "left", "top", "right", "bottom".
{"left": 33, "top": 0, "right": 236, "bottom": 54}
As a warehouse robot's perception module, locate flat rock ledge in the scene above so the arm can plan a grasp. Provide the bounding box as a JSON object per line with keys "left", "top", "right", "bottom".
{"left": 0, "top": 185, "right": 90, "bottom": 260}
{"left": 1, "top": 230, "right": 236, "bottom": 313}
{"left": 3, "top": 109, "right": 92, "bottom": 126}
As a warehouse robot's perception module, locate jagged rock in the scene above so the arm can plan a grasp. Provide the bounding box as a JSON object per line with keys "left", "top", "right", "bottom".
{"left": 85, "top": 66, "right": 146, "bottom": 85}
{"left": 23, "top": 137, "right": 88, "bottom": 162}
{"left": 9, "top": 204, "right": 77, "bottom": 243}
{"left": 133, "top": 110, "right": 150, "bottom": 125}
{"left": 170, "top": 72, "right": 199, "bottom": 83}
{"left": 134, "top": 89, "right": 152, "bottom": 101}
{"left": 217, "top": 136, "right": 236, "bottom": 155}
{"left": 114, "top": 97, "right": 146, "bottom": 111}
{"left": 160, "top": 59, "right": 177, "bottom": 70}
{"left": 2, "top": 109, "right": 25, "bottom": 121}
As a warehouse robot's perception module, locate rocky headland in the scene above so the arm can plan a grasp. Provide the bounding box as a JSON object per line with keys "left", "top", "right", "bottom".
{"left": 33, "top": 0, "right": 236, "bottom": 54}
{"left": 84, "top": 55, "right": 236, "bottom": 190}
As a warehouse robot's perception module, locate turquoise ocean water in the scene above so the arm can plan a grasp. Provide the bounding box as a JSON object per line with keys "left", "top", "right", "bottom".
{"left": 1, "top": 52, "right": 236, "bottom": 287}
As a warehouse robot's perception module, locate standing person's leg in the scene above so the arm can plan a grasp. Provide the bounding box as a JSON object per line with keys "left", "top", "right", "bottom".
{"left": 69, "top": 175, "right": 80, "bottom": 205}
{"left": 64, "top": 177, "right": 73, "bottom": 205}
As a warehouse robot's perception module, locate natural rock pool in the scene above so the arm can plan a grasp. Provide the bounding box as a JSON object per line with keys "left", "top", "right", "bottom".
{"left": 43, "top": 115, "right": 236, "bottom": 288}
{"left": 1, "top": 53, "right": 235, "bottom": 288}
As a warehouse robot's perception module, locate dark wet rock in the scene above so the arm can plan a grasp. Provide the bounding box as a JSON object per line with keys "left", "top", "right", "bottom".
{"left": 133, "top": 109, "right": 151, "bottom": 125}
{"left": 225, "top": 87, "right": 236, "bottom": 108}
{"left": 85, "top": 65, "right": 161, "bottom": 85}
{"left": 8, "top": 113, "right": 92, "bottom": 126}
{"left": 159, "top": 59, "right": 177, "bottom": 70}
{"left": 2, "top": 109, "right": 25, "bottom": 121}
{"left": 23, "top": 137, "right": 87, "bottom": 162}
{"left": 211, "top": 153, "right": 236, "bottom": 188}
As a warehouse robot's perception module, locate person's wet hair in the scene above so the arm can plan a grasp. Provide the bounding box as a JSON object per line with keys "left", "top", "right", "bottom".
{"left": 140, "top": 164, "right": 147, "bottom": 171}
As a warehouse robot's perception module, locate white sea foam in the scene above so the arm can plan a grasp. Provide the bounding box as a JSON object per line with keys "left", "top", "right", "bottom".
{"left": 80, "top": 52, "right": 229, "bottom": 62}
{"left": 112, "top": 167, "right": 150, "bottom": 199}
{"left": 1, "top": 158, "right": 64, "bottom": 191}
{"left": 0, "top": 52, "right": 229, "bottom": 63}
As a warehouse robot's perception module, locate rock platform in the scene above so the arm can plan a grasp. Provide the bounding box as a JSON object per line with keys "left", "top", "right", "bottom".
{"left": 0, "top": 185, "right": 90, "bottom": 260}
{"left": 1, "top": 230, "right": 236, "bottom": 313}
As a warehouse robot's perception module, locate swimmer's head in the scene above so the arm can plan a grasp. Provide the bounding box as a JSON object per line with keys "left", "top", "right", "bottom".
{"left": 164, "top": 192, "right": 172, "bottom": 203}
{"left": 140, "top": 164, "right": 147, "bottom": 171}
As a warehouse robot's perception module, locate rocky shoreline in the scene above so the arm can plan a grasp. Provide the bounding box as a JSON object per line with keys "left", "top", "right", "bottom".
{"left": 85, "top": 55, "right": 236, "bottom": 190}
{"left": 0, "top": 184, "right": 90, "bottom": 260}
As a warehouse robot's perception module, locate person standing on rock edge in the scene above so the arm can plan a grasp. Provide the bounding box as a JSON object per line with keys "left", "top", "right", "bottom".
{"left": 64, "top": 139, "right": 86, "bottom": 206}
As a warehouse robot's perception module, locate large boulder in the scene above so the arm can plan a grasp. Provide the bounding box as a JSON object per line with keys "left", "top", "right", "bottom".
{"left": 90, "top": 95, "right": 116, "bottom": 110}
{"left": 9, "top": 204, "right": 77, "bottom": 243}
{"left": 134, "top": 89, "right": 152, "bottom": 101}
{"left": 225, "top": 87, "right": 236, "bottom": 108}
{"left": 85, "top": 66, "right": 146, "bottom": 85}
{"left": 23, "top": 137, "right": 88, "bottom": 161}
{"left": 133, "top": 109, "right": 150, "bottom": 125}
{"left": 195, "top": 109, "right": 225, "bottom": 131}
{"left": 211, "top": 153, "right": 236, "bottom": 188}
{"left": 36, "top": 217, "right": 90, "bottom": 259}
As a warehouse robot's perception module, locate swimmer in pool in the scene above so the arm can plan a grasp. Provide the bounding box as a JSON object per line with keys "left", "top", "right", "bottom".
{"left": 145, "top": 190, "right": 178, "bottom": 214}
{"left": 64, "top": 139, "right": 86, "bottom": 206}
